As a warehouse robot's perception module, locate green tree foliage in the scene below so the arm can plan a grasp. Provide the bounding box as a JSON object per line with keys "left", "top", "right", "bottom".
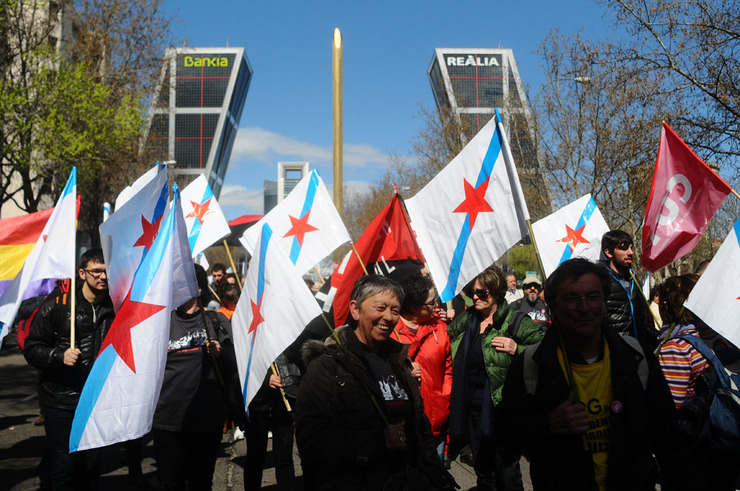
{"left": 0, "top": 0, "right": 172, "bottom": 244}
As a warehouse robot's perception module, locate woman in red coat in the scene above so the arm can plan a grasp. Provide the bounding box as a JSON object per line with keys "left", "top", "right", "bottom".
{"left": 395, "top": 274, "right": 453, "bottom": 461}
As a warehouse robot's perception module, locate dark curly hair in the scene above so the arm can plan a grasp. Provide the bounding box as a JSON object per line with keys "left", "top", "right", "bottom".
{"left": 658, "top": 274, "right": 698, "bottom": 325}
{"left": 400, "top": 274, "right": 435, "bottom": 315}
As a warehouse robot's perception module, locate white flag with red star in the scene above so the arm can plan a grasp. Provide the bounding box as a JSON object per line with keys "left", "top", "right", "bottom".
{"left": 100, "top": 167, "right": 169, "bottom": 312}
{"left": 406, "top": 110, "right": 530, "bottom": 302}
{"left": 70, "top": 185, "right": 198, "bottom": 452}
{"left": 181, "top": 175, "right": 231, "bottom": 258}
{"left": 531, "top": 194, "right": 610, "bottom": 277}
{"left": 240, "top": 170, "right": 350, "bottom": 275}
{"left": 232, "top": 223, "right": 321, "bottom": 409}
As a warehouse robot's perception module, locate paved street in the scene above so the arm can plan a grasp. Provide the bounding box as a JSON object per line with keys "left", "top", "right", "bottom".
{"left": 1, "top": 333, "right": 529, "bottom": 490}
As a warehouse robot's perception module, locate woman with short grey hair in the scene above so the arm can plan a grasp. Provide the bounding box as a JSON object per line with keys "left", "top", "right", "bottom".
{"left": 296, "top": 275, "right": 456, "bottom": 490}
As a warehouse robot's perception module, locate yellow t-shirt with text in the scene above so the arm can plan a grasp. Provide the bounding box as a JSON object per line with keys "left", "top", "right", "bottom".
{"left": 557, "top": 340, "right": 613, "bottom": 491}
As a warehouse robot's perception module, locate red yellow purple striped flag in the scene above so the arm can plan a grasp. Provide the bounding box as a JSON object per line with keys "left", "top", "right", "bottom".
{"left": 0, "top": 209, "right": 54, "bottom": 297}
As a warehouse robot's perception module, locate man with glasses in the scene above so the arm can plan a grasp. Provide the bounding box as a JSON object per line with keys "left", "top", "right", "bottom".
{"left": 497, "top": 258, "right": 697, "bottom": 490}
{"left": 511, "top": 273, "right": 549, "bottom": 327}
{"left": 25, "top": 248, "right": 115, "bottom": 490}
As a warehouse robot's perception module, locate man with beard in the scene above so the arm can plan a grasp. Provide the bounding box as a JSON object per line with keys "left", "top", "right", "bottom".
{"left": 512, "top": 273, "right": 549, "bottom": 327}
{"left": 24, "top": 249, "right": 115, "bottom": 490}
{"left": 599, "top": 230, "right": 656, "bottom": 351}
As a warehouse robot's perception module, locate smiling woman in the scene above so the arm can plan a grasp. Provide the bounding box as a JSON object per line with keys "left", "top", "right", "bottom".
{"left": 295, "top": 275, "right": 457, "bottom": 490}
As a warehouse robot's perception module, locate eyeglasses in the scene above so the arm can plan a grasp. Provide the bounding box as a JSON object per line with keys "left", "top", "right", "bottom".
{"left": 468, "top": 288, "right": 489, "bottom": 299}
{"left": 559, "top": 293, "right": 603, "bottom": 309}
{"left": 84, "top": 269, "right": 107, "bottom": 277}
{"left": 423, "top": 299, "right": 437, "bottom": 307}
{"left": 523, "top": 283, "right": 540, "bottom": 290}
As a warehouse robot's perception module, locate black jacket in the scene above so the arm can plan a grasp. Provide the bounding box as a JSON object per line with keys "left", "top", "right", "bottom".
{"left": 497, "top": 325, "right": 700, "bottom": 490}
{"left": 295, "top": 326, "right": 453, "bottom": 491}
{"left": 24, "top": 285, "right": 115, "bottom": 410}
{"left": 599, "top": 261, "right": 656, "bottom": 351}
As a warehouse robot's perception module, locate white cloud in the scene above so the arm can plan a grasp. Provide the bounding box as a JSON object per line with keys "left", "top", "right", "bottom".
{"left": 343, "top": 180, "right": 374, "bottom": 197}
{"left": 231, "top": 127, "right": 392, "bottom": 169}
{"left": 218, "top": 184, "right": 263, "bottom": 212}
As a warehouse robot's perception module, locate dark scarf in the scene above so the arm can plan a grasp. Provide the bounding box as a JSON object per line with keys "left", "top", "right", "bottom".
{"left": 448, "top": 312, "right": 495, "bottom": 443}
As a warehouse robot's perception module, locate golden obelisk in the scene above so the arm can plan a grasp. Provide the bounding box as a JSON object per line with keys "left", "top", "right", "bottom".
{"left": 332, "top": 27, "right": 343, "bottom": 217}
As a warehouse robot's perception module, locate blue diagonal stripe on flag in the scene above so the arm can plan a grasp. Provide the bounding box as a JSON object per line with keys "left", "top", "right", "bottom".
{"left": 61, "top": 167, "right": 76, "bottom": 198}
{"left": 69, "top": 187, "right": 178, "bottom": 452}
{"left": 187, "top": 186, "right": 214, "bottom": 251}
{"left": 441, "top": 125, "right": 502, "bottom": 301}
{"left": 558, "top": 196, "right": 597, "bottom": 265}
{"left": 289, "top": 172, "right": 319, "bottom": 264}
{"left": 69, "top": 347, "right": 117, "bottom": 451}
{"left": 243, "top": 223, "right": 272, "bottom": 404}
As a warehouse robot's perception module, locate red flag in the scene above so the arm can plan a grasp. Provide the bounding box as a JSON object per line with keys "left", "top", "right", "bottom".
{"left": 642, "top": 123, "right": 732, "bottom": 272}
{"left": 329, "top": 194, "right": 424, "bottom": 327}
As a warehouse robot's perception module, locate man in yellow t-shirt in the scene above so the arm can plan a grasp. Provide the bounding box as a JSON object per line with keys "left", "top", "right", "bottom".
{"left": 497, "top": 258, "right": 699, "bottom": 490}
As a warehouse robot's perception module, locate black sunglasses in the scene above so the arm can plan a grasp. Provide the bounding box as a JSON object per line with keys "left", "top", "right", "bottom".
{"left": 466, "top": 288, "right": 489, "bottom": 299}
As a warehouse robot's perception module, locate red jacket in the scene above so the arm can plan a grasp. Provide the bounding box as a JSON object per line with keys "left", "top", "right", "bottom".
{"left": 394, "top": 317, "right": 453, "bottom": 436}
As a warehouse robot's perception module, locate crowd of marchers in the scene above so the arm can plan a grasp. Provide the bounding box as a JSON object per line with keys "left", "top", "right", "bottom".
{"left": 17, "top": 229, "right": 740, "bottom": 491}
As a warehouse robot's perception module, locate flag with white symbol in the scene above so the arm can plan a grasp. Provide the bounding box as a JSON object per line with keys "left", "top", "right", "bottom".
{"left": 240, "top": 170, "right": 350, "bottom": 274}
{"left": 232, "top": 223, "right": 321, "bottom": 409}
{"left": 406, "top": 110, "right": 529, "bottom": 302}
{"left": 642, "top": 123, "right": 731, "bottom": 272}
{"left": 531, "top": 194, "right": 610, "bottom": 277}
{"left": 181, "top": 175, "right": 231, "bottom": 258}
{"left": 70, "top": 185, "right": 198, "bottom": 452}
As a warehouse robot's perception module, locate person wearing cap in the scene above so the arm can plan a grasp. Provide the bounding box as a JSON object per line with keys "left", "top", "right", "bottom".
{"left": 511, "top": 273, "right": 549, "bottom": 327}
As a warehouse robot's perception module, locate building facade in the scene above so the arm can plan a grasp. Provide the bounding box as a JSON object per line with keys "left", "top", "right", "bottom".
{"left": 143, "top": 47, "right": 252, "bottom": 198}
{"left": 428, "top": 48, "right": 550, "bottom": 218}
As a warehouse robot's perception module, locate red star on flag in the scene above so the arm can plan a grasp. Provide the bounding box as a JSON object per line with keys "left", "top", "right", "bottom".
{"left": 186, "top": 198, "right": 214, "bottom": 225}
{"left": 452, "top": 178, "right": 494, "bottom": 229}
{"left": 133, "top": 214, "right": 162, "bottom": 252}
{"left": 557, "top": 224, "right": 590, "bottom": 252}
{"left": 98, "top": 290, "right": 166, "bottom": 373}
{"left": 248, "top": 297, "right": 265, "bottom": 334}
{"left": 283, "top": 211, "right": 319, "bottom": 246}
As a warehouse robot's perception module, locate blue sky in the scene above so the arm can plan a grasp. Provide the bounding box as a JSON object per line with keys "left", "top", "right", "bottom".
{"left": 164, "top": 1, "right": 610, "bottom": 220}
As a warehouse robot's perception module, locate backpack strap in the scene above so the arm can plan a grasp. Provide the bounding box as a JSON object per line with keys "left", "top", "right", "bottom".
{"left": 675, "top": 334, "right": 738, "bottom": 395}
{"left": 621, "top": 336, "right": 649, "bottom": 391}
{"left": 522, "top": 342, "right": 542, "bottom": 396}
{"left": 507, "top": 311, "right": 527, "bottom": 340}
{"left": 522, "top": 337, "right": 649, "bottom": 395}
{"left": 205, "top": 310, "right": 229, "bottom": 339}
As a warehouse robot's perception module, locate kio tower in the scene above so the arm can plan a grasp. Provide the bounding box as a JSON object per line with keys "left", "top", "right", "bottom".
{"left": 428, "top": 48, "right": 550, "bottom": 218}
{"left": 144, "top": 47, "right": 253, "bottom": 198}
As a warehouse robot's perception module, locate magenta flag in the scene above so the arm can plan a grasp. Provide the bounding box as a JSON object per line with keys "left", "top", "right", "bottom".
{"left": 642, "top": 123, "right": 732, "bottom": 272}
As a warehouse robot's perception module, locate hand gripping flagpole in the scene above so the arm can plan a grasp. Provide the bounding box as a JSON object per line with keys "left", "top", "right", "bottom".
{"left": 527, "top": 218, "right": 587, "bottom": 451}
{"left": 70, "top": 194, "right": 80, "bottom": 349}
{"left": 270, "top": 363, "right": 293, "bottom": 412}
{"left": 198, "top": 298, "right": 225, "bottom": 387}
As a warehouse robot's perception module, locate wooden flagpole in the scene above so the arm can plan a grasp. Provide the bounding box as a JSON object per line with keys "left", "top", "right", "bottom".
{"left": 223, "top": 239, "right": 242, "bottom": 291}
